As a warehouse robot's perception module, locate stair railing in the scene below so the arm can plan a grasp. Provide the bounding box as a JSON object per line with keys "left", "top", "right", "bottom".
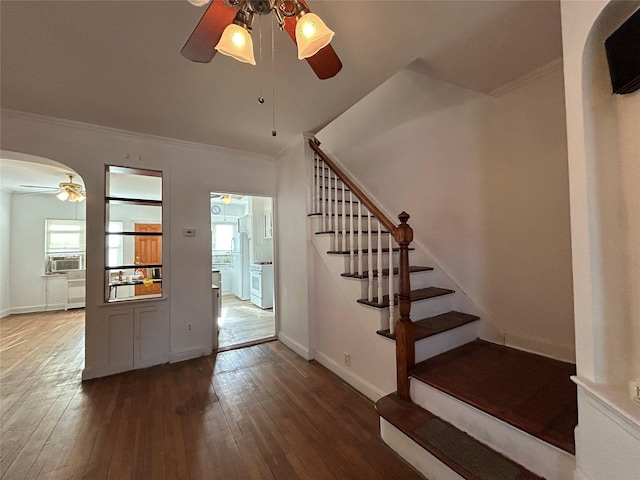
{"left": 309, "top": 139, "right": 415, "bottom": 400}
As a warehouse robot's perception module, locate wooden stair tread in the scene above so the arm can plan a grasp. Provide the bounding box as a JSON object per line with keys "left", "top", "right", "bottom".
{"left": 357, "top": 286, "right": 454, "bottom": 309}
{"left": 377, "top": 310, "right": 479, "bottom": 341}
{"left": 342, "top": 265, "right": 433, "bottom": 279}
{"left": 376, "top": 393, "right": 543, "bottom": 480}
{"left": 410, "top": 340, "right": 577, "bottom": 454}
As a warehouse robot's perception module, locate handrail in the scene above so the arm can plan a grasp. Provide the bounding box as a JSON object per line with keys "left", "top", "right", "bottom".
{"left": 309, "top": 139, "right": 398, "bottom": 236}
{"left": 309, "top": 138, "right": 415, "bottom": 401}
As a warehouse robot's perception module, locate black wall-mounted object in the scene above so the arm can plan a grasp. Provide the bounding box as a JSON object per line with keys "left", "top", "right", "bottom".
{"left": 605, "top": 8, "right": 640, "bottom": 95}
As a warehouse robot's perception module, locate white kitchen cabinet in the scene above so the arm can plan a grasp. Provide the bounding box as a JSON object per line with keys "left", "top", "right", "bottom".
{"left": 43, "top": 274, "right": 67, "bottom": 311}
{"left": 66, "top": 270, "right": 86, "bottom": 309}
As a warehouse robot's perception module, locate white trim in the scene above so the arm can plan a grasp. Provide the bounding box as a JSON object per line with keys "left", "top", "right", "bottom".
{"left": 82, "top": 362, "right": 132, "bottom": 380}
{"left": 169, "top": 348, "right": 209, "bottom": 364}
{"left": 0, "top": 308, "right": 11, "bottom": 319}
{"left": 573, "top": 376, "right": 640, "bottom": 439}
{"left": 504, "top": 333, "right": 576, "bottom": 363}
{"left": 574, "top": 467, "right": 593, "bottom": 480}
{"left": 489, "top": 58, "right": 564, "bottom": 97}
{"left": 278, "top": 332, "right": 312, "bottom": 361}
{"left": 1, "top": 109, "right": 274, "bottom": 163}
{"left": 314, "top": 350, "right": 387, "bottom": 402}
{"left": 7, "top": 304, "right": 65, "bottom": 315}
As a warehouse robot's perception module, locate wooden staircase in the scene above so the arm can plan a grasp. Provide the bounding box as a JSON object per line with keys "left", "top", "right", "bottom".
{"left": 307, "top": 139, "right": 577, "bottom": 480}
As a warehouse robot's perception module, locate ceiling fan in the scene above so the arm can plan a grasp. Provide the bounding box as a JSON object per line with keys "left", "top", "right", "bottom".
{"left": 182, "top": 0, "right": 342, "bottom": 80}
{"left": 211, "top": 193, "right": 244, "bottom": 204}
{"left": 21, "top": 174, "right": 86, "bottom": 202}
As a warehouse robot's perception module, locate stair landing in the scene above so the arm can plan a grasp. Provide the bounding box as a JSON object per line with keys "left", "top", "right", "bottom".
{"left": 410, "top": 340, "right": 577, "bottom": 454}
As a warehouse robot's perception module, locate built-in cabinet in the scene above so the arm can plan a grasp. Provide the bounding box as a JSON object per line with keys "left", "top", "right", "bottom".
{"left": 103, "top": 303, "right": 169, "bottom": 374}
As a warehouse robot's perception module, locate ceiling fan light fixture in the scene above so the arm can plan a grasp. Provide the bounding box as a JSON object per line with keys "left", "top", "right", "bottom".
{"left": 215, "top": 10, "right": 256, "bottom": 65}
{"left": 295, "top": 12, "right": 334, "bottom": 59}
{"left": 56, "top": 189, "right": 70, "bottom": 201}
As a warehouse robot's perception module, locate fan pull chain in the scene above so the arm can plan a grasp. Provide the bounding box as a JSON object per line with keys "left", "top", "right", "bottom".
{"left": 258, "top": 15, "right": 264, "bottom": 104}
{"left": 271, "top": 14, "right": 277, "bottom": 137}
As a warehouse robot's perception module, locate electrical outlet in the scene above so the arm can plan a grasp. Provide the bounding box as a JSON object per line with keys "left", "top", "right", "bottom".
{"left": 188, "top": 324, "right": 192, "bottom": 331}
{"left": 630, "top": 380, "right": 640, "bottom": 405}
{"left": 344, "top": 352, "right": 351, "bottom": 367}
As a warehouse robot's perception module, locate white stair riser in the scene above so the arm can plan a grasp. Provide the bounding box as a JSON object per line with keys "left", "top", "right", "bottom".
{"left": 410, "top": 379, "right": 576, "bottom": 480}
{"left": 409, "top": 294, "right": 455, "bottom": 320}
{"left": 414, "top": 321, "right": 479, "bottom": 364}
{"left": 380, "top": 418, "right": 465, "bottom": 480}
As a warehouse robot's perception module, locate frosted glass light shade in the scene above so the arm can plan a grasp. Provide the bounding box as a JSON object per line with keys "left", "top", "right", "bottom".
{"left": 215, "top": 24, "right": 256, "bottom": 65}
{"left": 56, "top": 190, "right": 69, "bottom": 201}
{"left": 187, "top": 0, "right": 210, "bottom": 7}
{"left": 295, "top": 13, "right": 334, "bottom": 59}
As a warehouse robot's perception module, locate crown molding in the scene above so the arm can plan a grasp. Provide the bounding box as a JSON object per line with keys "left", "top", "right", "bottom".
{"left": 489, "top": 57, "right": 564, "bottom": 97}
{"left": 0, "top": 109, "right": 275, "bottom": 163}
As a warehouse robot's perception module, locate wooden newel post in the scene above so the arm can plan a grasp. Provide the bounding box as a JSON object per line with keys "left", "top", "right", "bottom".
{"left": 394, "top": 211, "right": 414, "bottom": 401}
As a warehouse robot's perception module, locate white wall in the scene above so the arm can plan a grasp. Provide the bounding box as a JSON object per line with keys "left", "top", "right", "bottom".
{"left": 0, "top": 110, "right": 276, "bottom": 378}
{"left": 0, "top": 189, "right": 12, "bottom": 317}
{"left": 316, "top": 63, "right": 575, "bottom": 361}
{"left": 275, "top": 136, "right": 313, "bottom": 359}
{"left": 561, "top": 1, "right": 640, "bottom": 479}
{"left": 8, "top": 193, "right": 86, "bottom": 313}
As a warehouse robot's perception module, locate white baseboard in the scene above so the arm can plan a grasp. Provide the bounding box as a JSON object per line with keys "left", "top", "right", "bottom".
{"left": 82, "top": 362, "right": 132, "bottom": 381}
{"left": 380, "top": 418, "right": 464, "bottom": 480}
{"left": 504, "top": 333, "right": 576, "bottom": 363}
{"left": 6, "top": 304, "right": 66, "bottom": 315}
{"left": 169, "top": 348, "right": 208, "bottom": 364}
{"left": 574, "top": 467, "right": 593, "bottom": 480}
{"left": 278, "top": 332, "right": 313, "bottom": 360}
{"left": 0, "top": 307, "right": 12, "bottom": 318}
{"left": 314, "top": 350, "right": 387, "bottom": 402}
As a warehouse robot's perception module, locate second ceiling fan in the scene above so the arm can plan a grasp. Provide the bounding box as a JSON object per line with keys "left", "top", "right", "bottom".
{"left": 182, "top": 0, "right": 342, "bottom": 80}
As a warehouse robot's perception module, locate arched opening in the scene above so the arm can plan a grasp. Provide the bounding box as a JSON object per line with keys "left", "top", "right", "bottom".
{"left": 578, "top": 1, "right": 640, "bottom": 388}
{"left": 0, "top": 150, "right": 86, "bottom": 370}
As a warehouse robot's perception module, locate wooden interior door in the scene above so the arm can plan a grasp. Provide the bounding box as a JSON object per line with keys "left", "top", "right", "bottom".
{"left": 134, "top": 223, "right": 162, "bottom": 296}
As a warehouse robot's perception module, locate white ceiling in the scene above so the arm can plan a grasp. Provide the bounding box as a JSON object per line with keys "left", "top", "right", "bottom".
{"left": 0, "top": 0, "right": 562, "bottom": 160}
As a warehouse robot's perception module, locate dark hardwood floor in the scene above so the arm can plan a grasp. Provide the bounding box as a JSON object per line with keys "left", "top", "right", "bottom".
{"left": 1, "top": 310, "right": 425, "bottom": 480}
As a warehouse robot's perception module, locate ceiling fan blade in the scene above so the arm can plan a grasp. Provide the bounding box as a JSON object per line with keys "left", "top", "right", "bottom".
{"left": 181, "top": 0, "right": 240, "bottom": 63}
{"left": 282, "top": 2, "right": 342, "bottom": 80}
{"left": 20, "top": 185, "right": 58, "bottom": 190}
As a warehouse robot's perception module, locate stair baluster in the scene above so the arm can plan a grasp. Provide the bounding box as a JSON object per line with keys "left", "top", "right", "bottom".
{"left": 321, "top": 160, "right": 327, "bottom": 232}
{"left": 389, "top": 232, "right": 396, "bottom": 334}
{"left": 349, "top": 191, "right": 355, "bottom": 274}
{"left": 342, "top": 182, "right": 347, "bottom": 254}
{"left": 367, "top": 212, "right": 373, "bottom": 301}
{"left": 358, "top": 200, "right": 363, "bottom": 277}
{"left": 377, "top": 221, "right": 383, "bottom": 307}
{"left": 309, "top": 139, "right": 414, "bottom": 401}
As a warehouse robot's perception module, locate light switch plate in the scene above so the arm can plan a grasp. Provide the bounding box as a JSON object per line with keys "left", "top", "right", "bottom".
{"left": 183, "top": 229, "right": 196, "bottom": 237}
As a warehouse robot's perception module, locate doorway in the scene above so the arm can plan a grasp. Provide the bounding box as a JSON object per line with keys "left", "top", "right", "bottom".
{"left": 210, "top": 193, "right": 275, "bottom": 349}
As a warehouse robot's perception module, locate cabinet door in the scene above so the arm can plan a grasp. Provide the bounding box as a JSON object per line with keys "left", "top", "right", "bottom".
{"left": 106, "top": 309, "right": 134, "bottom": 371}
{"left": 134, "top": 306, "right": 169, "bottom": 368}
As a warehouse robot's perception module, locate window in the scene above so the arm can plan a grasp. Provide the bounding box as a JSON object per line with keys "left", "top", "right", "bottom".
{"left": 212, "top": 223, "right": 235, "bottom": 264}
{"left": 105, "top": 166, "right": 163, "bottom": 302}
{"left": 107, "top": 221, "right": 123, "bottom": 267}
{"left": 45, "top": 219, "right": 85, "bottom": 254}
